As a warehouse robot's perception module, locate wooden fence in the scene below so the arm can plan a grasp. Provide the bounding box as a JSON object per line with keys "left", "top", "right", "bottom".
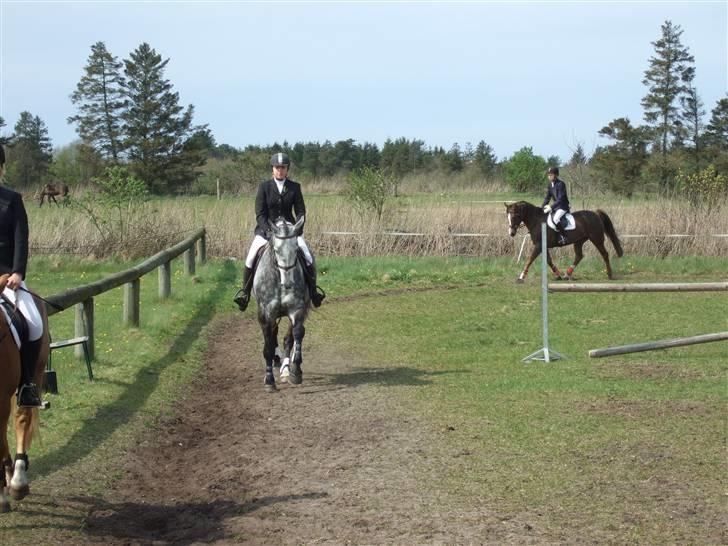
{"left": 44, "top": 228, "right": 206, "bottom": 362}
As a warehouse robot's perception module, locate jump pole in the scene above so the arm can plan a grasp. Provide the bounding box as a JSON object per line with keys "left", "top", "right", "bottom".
{"left": 549, "top": 282, "right": 728, "bottom": 293}
{"left": 589, "top": 331, "right": 728, "bottom": 358}
{"left": 523, "top": 223, "right": 565, "bottom": 363}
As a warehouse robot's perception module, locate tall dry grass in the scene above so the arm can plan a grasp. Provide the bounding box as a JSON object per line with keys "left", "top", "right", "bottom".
{"left": 26, "top": 191, "right": 728, "bottom": 260}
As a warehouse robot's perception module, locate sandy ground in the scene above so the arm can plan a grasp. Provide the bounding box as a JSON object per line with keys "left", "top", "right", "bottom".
{"left": 72, "top": 313, "right": 534, "bottom": 546}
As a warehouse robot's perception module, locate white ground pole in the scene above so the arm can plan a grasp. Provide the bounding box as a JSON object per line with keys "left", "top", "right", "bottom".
{"left": 523, "top": 223, "right": 566, "bottom": 363}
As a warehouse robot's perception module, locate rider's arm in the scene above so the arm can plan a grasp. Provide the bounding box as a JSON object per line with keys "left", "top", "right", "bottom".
{"left": 255, "top": 182, "right": 269, "bottom": 233}
{"left": 12, "top": 193, "right": 29, "bottom": 280}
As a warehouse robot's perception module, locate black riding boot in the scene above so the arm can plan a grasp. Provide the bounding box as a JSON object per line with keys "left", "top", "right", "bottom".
{"left": 556, "top": 217, "right": 569, "bottom": 246}
{"left": 233, "top": 267, "right": 254, "bottom": 312}
{"left": 18, "top": 338, "right": 42, "bottom": 408}
{"left": 304, "top": 262, "right": 325, "bottom": 308}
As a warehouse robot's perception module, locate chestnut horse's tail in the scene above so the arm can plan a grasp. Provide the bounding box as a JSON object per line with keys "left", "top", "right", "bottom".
{"left": 597, "top": 210, "right": 624, "bottom": 257}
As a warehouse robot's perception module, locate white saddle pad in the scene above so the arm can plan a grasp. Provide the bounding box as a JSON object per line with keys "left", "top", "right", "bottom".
{"left": 0, "top": 303, "right": 22, "bottom": 349}
{"left": 547, "top": 212, "right": 576, "bottom": 231}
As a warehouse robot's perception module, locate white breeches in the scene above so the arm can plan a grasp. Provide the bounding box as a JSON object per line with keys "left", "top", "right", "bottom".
{"left": 552, "top": 209, "right": 567, "bottom": 224}
{"left": 2, "top": 282, "right": 43, "bottom": 341}
{"left": 245, "top": 235, "right": 313, "bottom": 268}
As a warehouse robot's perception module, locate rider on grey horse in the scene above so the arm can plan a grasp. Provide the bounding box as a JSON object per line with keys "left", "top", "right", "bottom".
{"left": 234, "top": 152, "right": 325, "bottom": 311}
{"left": 542, "top": 166, "right": 570, "bottom": 246}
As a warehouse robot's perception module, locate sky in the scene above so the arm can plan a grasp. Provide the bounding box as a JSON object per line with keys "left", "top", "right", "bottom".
{"left": 0, "top": 0, "right": 726, "bottom": 163}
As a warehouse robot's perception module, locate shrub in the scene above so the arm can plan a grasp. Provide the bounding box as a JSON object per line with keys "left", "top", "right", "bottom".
{"left": 677, "top": 165, "right": 728, "bottom": 209}
{"left": 502, "top": 147, "right": 548, "bottom": 192}
{"left": 346, "top": 166, "right": 392, "bottom": 221}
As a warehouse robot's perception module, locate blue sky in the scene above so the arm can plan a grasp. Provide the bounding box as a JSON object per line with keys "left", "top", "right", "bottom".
{"left": 1, "top": 1, "right": 726, "bottom": 162}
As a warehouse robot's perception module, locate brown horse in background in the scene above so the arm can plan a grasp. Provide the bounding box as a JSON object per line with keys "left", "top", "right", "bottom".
{"left": 38, "top": 183, "right": 69, "bottom": 207}
{"left": 0, "top": 274, "right": 49, "bottom": 512}
{"left": 505, "top": 201, "right": 624, "bottom": 282}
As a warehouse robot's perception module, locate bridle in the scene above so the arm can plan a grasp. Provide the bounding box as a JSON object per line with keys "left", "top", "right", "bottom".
{"left": 269, "top": 230, "right": 300, "bottom": 272}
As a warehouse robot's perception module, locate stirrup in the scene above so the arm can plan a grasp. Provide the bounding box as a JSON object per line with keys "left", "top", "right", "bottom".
{"left": 233, "top": 288, "right": 249, "bottom": 311}
{"left": 17, "top": 383, "right": 42, "bottom": 408}
{"left": 311, "top": 286, "right": 326, "bottom": 307}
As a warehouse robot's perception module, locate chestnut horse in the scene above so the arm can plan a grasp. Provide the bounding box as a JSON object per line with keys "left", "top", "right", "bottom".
{"left": 38, "top": 183, "right": 69, "bottom": 207}
{"left": 0, "top": 274, "right": 49, "bottom": 512}
{"left": 505, "top": 201, "right": 623, "bottom": 282}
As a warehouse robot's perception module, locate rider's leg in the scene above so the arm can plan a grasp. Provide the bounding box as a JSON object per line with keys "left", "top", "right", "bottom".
{"left": 553, "top": 209, "right": 568, "bottom": 245}
{"left": 297, "top": 237, "right": 325, "bottom": 307}
{"left": 234, "top": 236, "right": 267, "bottom": 311}
{"left": 10, "top": 285, "right": 43, "bottom": 408}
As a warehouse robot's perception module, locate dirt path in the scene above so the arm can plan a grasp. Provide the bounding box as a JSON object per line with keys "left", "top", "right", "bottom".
{"left": 73, "top": 313, "right": 523, "bottom": 546}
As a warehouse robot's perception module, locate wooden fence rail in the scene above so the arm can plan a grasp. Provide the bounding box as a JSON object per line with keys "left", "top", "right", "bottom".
{"left": 44, "top": 228, "right": 206, "bottom": 363}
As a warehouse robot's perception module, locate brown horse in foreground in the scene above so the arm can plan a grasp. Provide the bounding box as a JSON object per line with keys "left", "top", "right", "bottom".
{"left": 505, "top": 201, "right": 624, "bottom": 282}
{"left": 38, "top": 183, "right": 69, "bottom": 207}
{"left": 0, "top": 274, "right": 49, "bottom": 512}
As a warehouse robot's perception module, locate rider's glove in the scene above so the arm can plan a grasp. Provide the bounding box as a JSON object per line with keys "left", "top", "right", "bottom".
{"left": 543, "top": 205, "right": 552, "bottom": 213}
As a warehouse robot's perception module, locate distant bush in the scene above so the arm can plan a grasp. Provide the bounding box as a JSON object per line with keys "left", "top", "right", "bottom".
{"left": 502, "top": 147, "right": 547, "bottom": 192}
{"left": 346, "top": 166, "right": 392, "bottom": 221}
{"left": 677, "top": 165, "right": 728, "bottom": 209}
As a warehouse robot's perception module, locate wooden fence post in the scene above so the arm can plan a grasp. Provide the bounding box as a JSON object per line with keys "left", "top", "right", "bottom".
{"left": 196, "top": 233, "right": 206, "bottom": 265}
{"left": 184, "top": 247, "right": 195, "bottom": 275}
{"left": 123, "top": 279, "right": 140, "bottom": 327}
{"left": 159, "top": 261, "right": 171, "bottom": 299}
{"left": 76, "top": 298, "right": 95, "bottom": 361}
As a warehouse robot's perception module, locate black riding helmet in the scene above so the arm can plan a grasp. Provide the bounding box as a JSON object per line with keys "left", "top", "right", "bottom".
{"left": 270, "top": 152, "right": 291, "bottom": 167}
{"left": 547, "top": 166, "right": 559, "bottom": 176}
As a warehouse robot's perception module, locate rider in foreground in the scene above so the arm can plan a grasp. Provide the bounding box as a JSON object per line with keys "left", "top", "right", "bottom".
{"left": 542, "top": 166, "right": 570, "bottom": 246}
{"left": 234, "top": 152, "right": 325, "bottom": 311}
{"left": 0, "top": 144, "right": 43, "bottom": 407}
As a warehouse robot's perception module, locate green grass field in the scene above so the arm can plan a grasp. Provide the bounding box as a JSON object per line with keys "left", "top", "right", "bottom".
{"left": 2, "top": 246, "right": 726, "bottom": 542}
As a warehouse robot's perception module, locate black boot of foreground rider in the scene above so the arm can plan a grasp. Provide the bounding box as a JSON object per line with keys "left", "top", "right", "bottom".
{"left": 304, "top": 262, "right": 325, "bottom": 308}
{"left": 233, "top": 267, "right": 254, "bottom": 312}
{"left": 18, "top": 338, "right": 42, "bottom": 408}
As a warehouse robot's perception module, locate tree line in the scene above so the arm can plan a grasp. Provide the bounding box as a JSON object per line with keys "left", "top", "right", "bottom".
{"left": 0, "top": 20, "right": 725, "bottom": 199}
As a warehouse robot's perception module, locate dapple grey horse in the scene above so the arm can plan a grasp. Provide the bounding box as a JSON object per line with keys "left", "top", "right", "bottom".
{"left": 254, "top": 216, "right": 310, "bottom": 392}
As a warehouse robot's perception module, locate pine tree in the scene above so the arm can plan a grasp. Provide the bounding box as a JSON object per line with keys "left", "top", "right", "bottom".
{"left": 568, "top": 143, "right": 588, "bottom": 166}
{"left": 592, "top": 118, "right": 649, "bottom": 196}
{"left": 123, "top": 42, "right": 203, "bottom": 193}
{"left": 474, "top": 140, "right": 497, "bottom": 176}
{"left": 69, "top": 42, "right": 127, "bottom": 162}
{"left": 704, "top": 96, "right": 728, "bottom": 149}
{"left": 680, "top": 83, "right": 706, "bottom": 171}
{"left": 9, "top": 112, "right": 53, "bottom": 188}
{"left": 641, "top": 20, "right": 695, "bottom": 185}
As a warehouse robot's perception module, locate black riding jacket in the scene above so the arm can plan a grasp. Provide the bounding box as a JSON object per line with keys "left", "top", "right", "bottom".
{"left": 542, "top": 178, "right": 570, "bottom": 212}
{"left": 0, "top": 186, "right": 29, "bottom": 278}
{"left": 254, "top": 178, "right": 306, "bottom": 238}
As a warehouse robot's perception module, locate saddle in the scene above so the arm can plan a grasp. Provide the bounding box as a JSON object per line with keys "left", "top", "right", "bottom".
{"left": 0, "top": 297, "right": 28, "bottom": 350}
{"left": 546, "top": 212, "right": 576, "bottom": 231}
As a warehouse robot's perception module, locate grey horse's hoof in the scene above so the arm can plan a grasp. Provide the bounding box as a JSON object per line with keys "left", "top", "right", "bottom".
{"left": 288, "top": 363, "right": 302, "bottom": 385}
{"left": 516, "top": 278, "right": 525, "bottom": 284}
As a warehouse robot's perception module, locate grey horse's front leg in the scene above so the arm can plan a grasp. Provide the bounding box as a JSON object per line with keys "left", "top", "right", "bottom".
{"left": 262, "top": 322, "right": 278, "bottom": 392}
{"left": 288, "top": 319, "right": 305, "bottom": 385}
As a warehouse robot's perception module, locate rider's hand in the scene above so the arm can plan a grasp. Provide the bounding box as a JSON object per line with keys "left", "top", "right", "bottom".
{"left": 543, "top": 205, "right": 552, "bottom": 213}
{"left": 6, "top": 272, "right": 23, "bottom": 290}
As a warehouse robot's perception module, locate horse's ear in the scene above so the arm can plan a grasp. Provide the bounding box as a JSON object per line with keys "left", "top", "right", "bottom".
{"left": 293, "top": 215, "right": 305, "bottom": 234}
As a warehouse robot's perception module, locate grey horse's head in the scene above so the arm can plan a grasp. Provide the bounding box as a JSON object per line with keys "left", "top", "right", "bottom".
{"left": 264, "top": 216, "right": 306, "bottom": 291}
